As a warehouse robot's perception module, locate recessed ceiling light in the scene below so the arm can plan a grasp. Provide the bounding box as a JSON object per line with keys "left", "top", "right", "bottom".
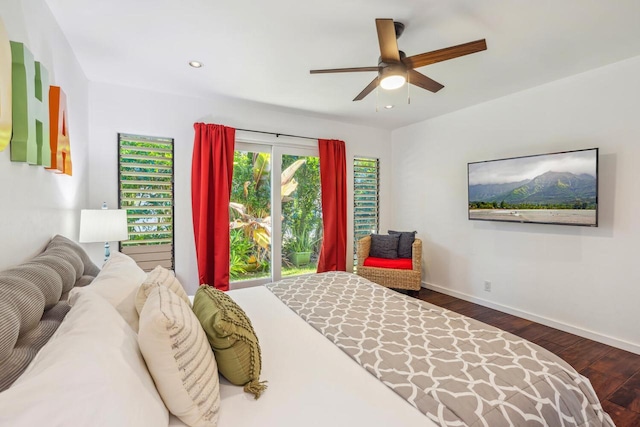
{"left": 384, "top": 105, "right": 394, "bottom": 109}
{"left": 188, "top": 60, "right": 204, "bottom": 68}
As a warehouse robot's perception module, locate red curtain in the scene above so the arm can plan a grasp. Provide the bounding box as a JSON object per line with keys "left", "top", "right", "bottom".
{"left": 191, "top": 123, "right": 235, "bottom": 290}
{"left": 317, "top": 139, "right": 347, "bottom": 273}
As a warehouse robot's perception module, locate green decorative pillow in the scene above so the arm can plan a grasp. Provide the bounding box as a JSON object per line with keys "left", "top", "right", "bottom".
{"left": 192, "top": 286, "right": 266, "bottom": 399}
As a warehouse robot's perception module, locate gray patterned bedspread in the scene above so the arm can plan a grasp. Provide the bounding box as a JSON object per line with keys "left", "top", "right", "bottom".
{"left": 267, "top": 272, "right": 614, "bottom": 427}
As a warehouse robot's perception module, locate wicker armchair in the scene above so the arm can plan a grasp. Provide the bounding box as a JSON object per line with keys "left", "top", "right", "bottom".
{"left": 356, "top": 236, "right": 422, "bottom": 291}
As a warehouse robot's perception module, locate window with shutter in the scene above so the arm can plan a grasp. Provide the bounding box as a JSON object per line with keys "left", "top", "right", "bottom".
{"left": 118, "top": 133, "right": 174, "bottom": 271}
{"left": 353, "top": 157, "right": 379, "bottom": 271}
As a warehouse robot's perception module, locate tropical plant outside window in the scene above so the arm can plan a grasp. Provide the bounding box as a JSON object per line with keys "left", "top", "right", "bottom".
{"left": 229, "top": 150, "right": 321, "bottom": 281}
{"left": 118, "top": 133, "right": 174, "bottom": 271}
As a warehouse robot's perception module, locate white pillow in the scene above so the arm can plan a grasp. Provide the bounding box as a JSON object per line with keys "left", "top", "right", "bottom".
{"left": 71, "top": 251, "right": 147, "bottom": 331}
{"left": 0, "top": 290, "right": 168, "bottom": 427}
{"left": 138, "top": 285, "right": 220, "bottom": 427}
{"left": 136, "top": 265, "right": 191, "bottom": 315}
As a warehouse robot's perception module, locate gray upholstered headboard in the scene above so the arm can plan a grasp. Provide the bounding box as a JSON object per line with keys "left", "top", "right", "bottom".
{"left": 0, "top": 235, "right": 100, "bottom": 392}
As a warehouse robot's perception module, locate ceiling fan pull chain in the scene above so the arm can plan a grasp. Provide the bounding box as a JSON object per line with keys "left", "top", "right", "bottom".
{"left": 407, "top": 73, "right": 411, "bottom": 105}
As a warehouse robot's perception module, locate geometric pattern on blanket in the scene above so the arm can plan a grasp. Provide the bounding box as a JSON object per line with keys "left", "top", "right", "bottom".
{"left": 267, "top": 272, "right": 614, "bottom": 427}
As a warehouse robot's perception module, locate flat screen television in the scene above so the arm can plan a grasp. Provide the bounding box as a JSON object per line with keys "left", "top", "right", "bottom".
{"left": 468, "top": 148, "right": 598, "bottom": 227}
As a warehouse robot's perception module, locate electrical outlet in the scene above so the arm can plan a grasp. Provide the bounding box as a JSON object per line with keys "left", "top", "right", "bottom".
{"left": 484, "top": 280, "right": 492, "bottom": 292}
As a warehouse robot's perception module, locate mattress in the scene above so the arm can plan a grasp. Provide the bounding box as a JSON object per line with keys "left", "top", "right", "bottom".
{"left": 170, "top": 285, "right": 434, "bottom": 427}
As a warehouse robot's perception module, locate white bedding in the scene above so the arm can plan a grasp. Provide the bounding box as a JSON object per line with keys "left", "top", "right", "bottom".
{"left": 170, "top": 286, "right": 436, "bottom": 427}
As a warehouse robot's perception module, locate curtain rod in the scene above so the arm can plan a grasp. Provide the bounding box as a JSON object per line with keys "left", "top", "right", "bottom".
{"left": 235, "top": 128, "right": 318, "bottom": 141}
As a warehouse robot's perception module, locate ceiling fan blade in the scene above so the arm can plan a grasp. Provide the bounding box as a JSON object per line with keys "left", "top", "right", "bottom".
{"left": 403, "top": 39, "right": 487, "bottom": 69}
{"left": 310, "top": 66, "right": 379, "bottom": 74}
{"left": 376, "top": 19, "right": 400, "bottom": 63}
{"left": 408, "top": 69, "right": 444, "bottom": 93}
{"left": 353, "top": 77, "right": 379, "bottom": 101}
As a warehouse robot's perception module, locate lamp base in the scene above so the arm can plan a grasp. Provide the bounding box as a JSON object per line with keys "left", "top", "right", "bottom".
{"left": 104, "top": 241, "right": 111, "bottom": 262}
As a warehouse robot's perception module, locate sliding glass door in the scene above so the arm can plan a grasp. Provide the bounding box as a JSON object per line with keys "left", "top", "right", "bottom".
{"left": 229, "top": 144, "right": 272, "bottom": 283}
{"left": 229, "top": 143, "right": 321, "bottom": 286}
{"left": 280, "top": 153, "right": 322, "bottom": 277}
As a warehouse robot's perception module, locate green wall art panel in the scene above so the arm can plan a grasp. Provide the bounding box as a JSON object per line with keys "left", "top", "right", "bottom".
{"left": 34, "top": 61, "right": 51, "bottom": 167}
{"left": 10, "top": 41, "right": 51, "bottom": 166}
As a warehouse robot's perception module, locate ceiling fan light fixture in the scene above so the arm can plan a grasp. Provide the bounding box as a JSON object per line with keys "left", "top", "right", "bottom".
{"left": 379, "top": 63, "right": 407, "bottom": 90}
{"left": 380, "top": 74, "right": 406, "bottom": 90}
{"left": 188, "top": 60, "right": 204, "bottom": 68}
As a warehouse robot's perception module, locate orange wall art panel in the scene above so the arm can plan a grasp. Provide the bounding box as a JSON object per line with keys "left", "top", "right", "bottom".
{"left": 48, "top": 86, "right": 72, "bottom": 175}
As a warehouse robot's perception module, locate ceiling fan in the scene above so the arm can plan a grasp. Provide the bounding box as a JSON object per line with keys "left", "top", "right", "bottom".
{"left": 310, "top": 18, "right": 487, "bottom": 101}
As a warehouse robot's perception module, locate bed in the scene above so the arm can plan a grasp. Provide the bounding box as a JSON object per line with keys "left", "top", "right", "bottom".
{"left": 0, "top": 237, "right": 613, "bottom": 427}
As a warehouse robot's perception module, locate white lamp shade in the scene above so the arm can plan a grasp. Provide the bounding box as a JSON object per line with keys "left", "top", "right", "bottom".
{"left": 79, "top": 209, "right": 129, "bottom": 243}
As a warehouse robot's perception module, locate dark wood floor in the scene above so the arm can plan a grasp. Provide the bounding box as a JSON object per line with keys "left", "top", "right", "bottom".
{"left": 414, "top": 288, "right": 640, "bottom": 427}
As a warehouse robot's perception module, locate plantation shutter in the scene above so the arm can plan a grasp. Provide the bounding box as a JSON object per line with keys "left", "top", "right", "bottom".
{"left": 353, "top": 157, "right": 379, "bottom": 270}
{"left": 118, "top": 133, "right": 174, "bottom": 271}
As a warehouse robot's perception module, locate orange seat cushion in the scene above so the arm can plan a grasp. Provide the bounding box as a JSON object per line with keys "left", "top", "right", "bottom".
{"left": 363, "top": 257, "right": 413, "bottom": 270}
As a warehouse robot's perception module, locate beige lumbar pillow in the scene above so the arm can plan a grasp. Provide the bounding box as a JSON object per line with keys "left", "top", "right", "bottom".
{"left": 135, "top": 265, "right": 191, "bottom": 315}
{"left": 138, "top": 285, "right": 220, "bottom": 427}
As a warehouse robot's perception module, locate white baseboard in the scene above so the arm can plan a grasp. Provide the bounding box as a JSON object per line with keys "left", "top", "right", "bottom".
{"left": 422, "top": 282, "right": 640, "bottom": 355}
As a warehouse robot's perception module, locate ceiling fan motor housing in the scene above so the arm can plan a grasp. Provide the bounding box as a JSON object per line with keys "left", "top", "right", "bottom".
{"left": 379, "top": 50, "right": 408, "bottom": 82}
{"left": 379, "top": 61, "right": 407, "bottom": 79}
{"left": 378, "top": 50, "right": 407, "bottom": 65}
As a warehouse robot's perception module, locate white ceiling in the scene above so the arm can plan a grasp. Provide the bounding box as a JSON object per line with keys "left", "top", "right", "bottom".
{"left": 44, "top": 0, "right": 640, "bottom": 130}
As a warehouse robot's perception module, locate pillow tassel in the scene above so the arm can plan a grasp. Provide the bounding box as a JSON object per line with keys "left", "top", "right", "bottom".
{"left": 244, "top": 379, "right": 268, "bottom": 399}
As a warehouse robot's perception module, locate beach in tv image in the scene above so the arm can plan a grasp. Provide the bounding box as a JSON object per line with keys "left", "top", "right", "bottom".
{"left": 468, "top": 148, "right": 598, "bottom": 227}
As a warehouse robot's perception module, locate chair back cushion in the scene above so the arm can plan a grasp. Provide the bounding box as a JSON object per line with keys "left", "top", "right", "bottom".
{"left": 388, "top": 230, "right": 417, "bottom": 259}
{"left": 369, "top": 234, "right": 400, "bottom": 259}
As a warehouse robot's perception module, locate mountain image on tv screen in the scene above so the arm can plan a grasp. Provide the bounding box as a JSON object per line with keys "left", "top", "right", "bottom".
{"left": 468, "top": 148, "right": 598, "bottom": 226}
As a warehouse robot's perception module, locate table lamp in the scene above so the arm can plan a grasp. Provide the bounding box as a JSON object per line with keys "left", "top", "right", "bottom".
{"left": 79, "top": 202, "right": 129, "bottom": 261}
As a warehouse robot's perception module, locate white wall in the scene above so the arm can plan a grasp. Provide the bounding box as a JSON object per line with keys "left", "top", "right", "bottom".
{"left": 87, "top": 82, "right": 392, "bottom": 294}
{"left": 391, "top": 55, "right": 640, "bottom": 353}
{"left": 0, "top": 0, "right": 89, "bottom": 268}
